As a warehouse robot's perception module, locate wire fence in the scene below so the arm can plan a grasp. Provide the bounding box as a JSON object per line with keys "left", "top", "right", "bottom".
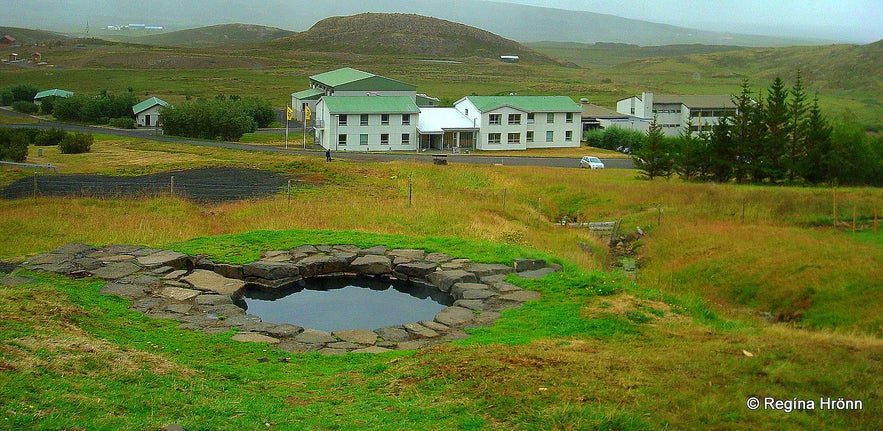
{"left": 0, "top": 168, "right": 293, "bottom": 204}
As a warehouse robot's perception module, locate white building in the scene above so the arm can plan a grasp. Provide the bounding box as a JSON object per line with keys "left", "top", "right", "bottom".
{"left": 454, "top": 96, "right": 582, "bottom": 150}
{"left": 314, "top": 96, "right": 420, "bottom": 152}
{"left": 616, "top": 92, "right": 736, "bottom": 136}
{"left": 132, "top": 97, "right": 169, "bottom": 127}
{"left": 291, "top": 68, "right": 418, "bottom": 122}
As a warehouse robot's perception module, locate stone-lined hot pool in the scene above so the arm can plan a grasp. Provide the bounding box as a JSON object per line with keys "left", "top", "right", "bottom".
{"left": 240, "top": 276, "right": 454, "bottom": 332}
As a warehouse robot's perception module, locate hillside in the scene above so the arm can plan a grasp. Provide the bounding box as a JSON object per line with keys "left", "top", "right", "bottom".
{"left": 617, "top": 40, "right": 883, "bottom": 93}
{"left": 113, "top": 23, "right": 296, "bottom": 48}
{"left": 275, "top": 13, "right": 561, "bottom": 63}
{"left": 3, "top": 0, "right": 827, "bottom": 47}
{"left": 0, "top": 26, "right": 69, "bottom": 45}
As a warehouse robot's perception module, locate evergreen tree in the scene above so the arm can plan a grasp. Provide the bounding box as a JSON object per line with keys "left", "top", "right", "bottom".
{"left": 729, "top": 79, "right": 759, "bottom": 183}
{"left": 675, "top": 117, "right": 708, "bottom": 180}
{"left": 764, "top": 76, "right": 789, "bottom": 181}
{"left": 707, "top": 116, "right": 734, "bottom": 182}
{"left": 633, "top": 116, "right": 674, "bottom": 180}
{"left": 801, "top": 96, "right": 833, "bottom": 184}
{"left": 786, "top": 70, "right": 809, "bottom": 181}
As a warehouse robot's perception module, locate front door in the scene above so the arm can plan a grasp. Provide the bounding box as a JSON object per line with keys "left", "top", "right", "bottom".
{"left": 144, "top": 115, "right": 151, "bottom": 126}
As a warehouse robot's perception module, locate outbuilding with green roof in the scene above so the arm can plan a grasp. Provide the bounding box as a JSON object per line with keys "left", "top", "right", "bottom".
{"left": 132, "top": 97, "right": 169, "bottom": 127}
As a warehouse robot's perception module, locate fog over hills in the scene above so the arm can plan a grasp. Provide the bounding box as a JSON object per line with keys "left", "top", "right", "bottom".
{"left": 3, "top": 0, "right": 836, "bottom": 47}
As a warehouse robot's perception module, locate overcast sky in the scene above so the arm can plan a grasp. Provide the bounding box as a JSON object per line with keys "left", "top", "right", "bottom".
{"left": 499, "top": 0, "right": 882, "bottom": 43}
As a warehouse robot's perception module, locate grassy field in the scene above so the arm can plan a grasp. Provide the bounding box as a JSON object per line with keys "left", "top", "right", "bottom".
{"left": 1, "top": 40, "right": 881, "bottom": 430}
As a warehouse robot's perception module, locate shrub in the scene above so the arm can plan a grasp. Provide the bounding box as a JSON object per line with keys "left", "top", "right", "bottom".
{"left": 8, "top": 84, "right": 39, "bottom": 103}
{"left": 59, "top": 132, "right": 93, "bottom": 154}
{"left": 0, "top": 129, "right": 29, "bottom": 162}
{"left": 0, "top": 90, "right": 14, "bottom": 106}
{"left": 11, "top": 101, "right": 38, "bottom": 114}
{"left": 35, "top": 128, "right": 67, "bottom": 146}
{"left": 39, "top": 96, "right": 57, "bottom": 115}
{"left": 108, "top": 117, "right": 136, "bottom": 129}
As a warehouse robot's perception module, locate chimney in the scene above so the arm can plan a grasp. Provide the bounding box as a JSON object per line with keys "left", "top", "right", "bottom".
{"left": 641, "top": 91, "right": 653, "bottom": 118}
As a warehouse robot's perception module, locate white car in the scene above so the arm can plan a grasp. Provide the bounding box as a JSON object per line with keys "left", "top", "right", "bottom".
{"left": 579, "top": 156, "right": 605, "bottom": 169}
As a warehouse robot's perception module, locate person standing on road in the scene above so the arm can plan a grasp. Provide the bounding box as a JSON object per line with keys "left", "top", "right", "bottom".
{"left": 325, "top": 149, "right": 332, "bottom": 162}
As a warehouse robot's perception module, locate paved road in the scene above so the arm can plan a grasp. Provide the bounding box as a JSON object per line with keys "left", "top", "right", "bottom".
{"left": 0, "top": 110, "right": 634, "bottom": 169}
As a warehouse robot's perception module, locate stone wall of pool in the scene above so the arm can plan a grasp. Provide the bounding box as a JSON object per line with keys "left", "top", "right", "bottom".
{"left": 20, "top": 243, "right": 558, "bottom": 355}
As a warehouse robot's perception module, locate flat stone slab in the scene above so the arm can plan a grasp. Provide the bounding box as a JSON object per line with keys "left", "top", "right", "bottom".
{"left": 181, "top": 270, "right": 245, "bottom": 295}
{"left": 394, "top": 261, "right": 438, "bottom": 278}
{"left": 353, "top": 346, "right": 392, "bottom": 354}
{"left": 137, "top": 250, "right": 189, "bottom": 268}
{"left": 161, "top": 287, "right": 201, "bottom": 301}
{"left": 296, "top": 329, "right": 336, "bottom": 344}
{"left": 231, "top": 332, "right": 280, "bottom": 344}
{"left": 387, "top": 249, "right": 426, "bottom": 261}
{"left": 403, "top": 322, "right": 440, "bottom": 338}
{"left": 375, "top": 326, "right": 410, "bottom": 342}
{"left": 0, "top": 276, "right": 33, "bottom": 286}
{"left": 349, "top": 255, "right": 392, "bottom": 275}
{"left": 434, "top": 306, "right": 476, "bottom": 327}
{"left": 91, "top": 262, "right": 142, "bottom": 280}
{"left": 242, "top": 261, "right": 300, "bottom": 280}
{"left": 99, "top": 282, "right": 148, "bottom": 300}
{"left": 332, "top": 329, "right": 378, "bottom": 345}
{"left": 427, "top": 270, "right": 478, "bottom": 292}
{"left": 467, "top": 263, "right": 514, "bottom": 277}
{"left": 516, "top": 267, "right": 558, "bottom": 279}
{"left": 500, "top": 290, "right": 542, "bottom": 302}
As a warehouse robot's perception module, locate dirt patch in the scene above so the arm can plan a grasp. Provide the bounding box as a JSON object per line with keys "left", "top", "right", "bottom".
{"left": 1, "top": 167, "right": 296, "bottom": 204}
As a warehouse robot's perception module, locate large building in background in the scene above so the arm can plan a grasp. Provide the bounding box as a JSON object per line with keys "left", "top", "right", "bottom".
{"left": 616, "top": 92, "right": 737, "bottom": 136}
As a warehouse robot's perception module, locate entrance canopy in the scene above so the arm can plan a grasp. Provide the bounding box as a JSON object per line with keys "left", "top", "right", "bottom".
{"left": 417, "top": 108, "right": 477, "bottom": 135}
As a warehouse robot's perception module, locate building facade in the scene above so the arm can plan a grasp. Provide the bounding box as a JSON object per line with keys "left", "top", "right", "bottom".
{"left": 454, "top": 96, "right": 582, "bottom": 150}
{"left": 132, "top": 97, "right": 169, "bottom": 127}
{"left": 616, "top": 92, "right": 737, "bottom": 136}
{"left": 314, "top": 96, "right": 421, "bottom": 152}
{"left": 292, "top": 68, "right": 417, "bottom": 122}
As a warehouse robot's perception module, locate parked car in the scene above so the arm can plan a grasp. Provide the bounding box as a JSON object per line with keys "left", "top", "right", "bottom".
{"left": 579, "top": 156, "right": 605, "bottom": 169}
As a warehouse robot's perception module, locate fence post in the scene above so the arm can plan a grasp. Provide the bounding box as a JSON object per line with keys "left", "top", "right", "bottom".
{"left": 502, "top": 188, "right": 507, "bottom": 212}
{"left": 408, "top": 174, "right": 413, "bottom": 207}
{"left": 170, "top": 176, "right": 175, "bottom": 196}
{"left": 834, "top": 186, "right": 837, "bottom": 227}
{"left": 853, "top": 204, "right": 857, "bottom": 234}
{"left": 657, "top": 205, "right": 662, "bottom": 226}
{"left": 287, "top": 179, "right": 291, "bottom": 203}
{"left": 537, "top": 198, "right": 542, "bottom": 223}
{"left": 741, "top": 198, "right": 746, "bottom": 224}
{"left": 875, "top": 207, "right": 879, "bottom": 235}
{"left": 33, "top": 173, "right": 37, "bottom": 200}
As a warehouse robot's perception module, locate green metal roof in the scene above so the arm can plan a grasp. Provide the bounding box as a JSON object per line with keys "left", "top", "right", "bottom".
{"left": 310, "top": 67, "right": 375, "bottom": 87}
{"left": 320, "top": 96, "right": 420, "bottom": 114}
{"left": 132, "top": 97, "right": 169, "bottom": 115}
{"left": 464, "top": 96, "right": 581, "bottom": 113}
{"left": 310, "top": 67, "right": 416, "bottom": 92}
{"left": 34, "top": 89, "right": 73, "bottom": 99}
{"left": 291, "top": 88, "right": 324, "bottom": 100}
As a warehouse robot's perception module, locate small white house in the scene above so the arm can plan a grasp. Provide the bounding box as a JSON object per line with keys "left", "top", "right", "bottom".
{"left": 314, "top": 96, "right": 421, "bottom": 152}
{"left": 132, "top": 97, "right": 169, "bottom": 127}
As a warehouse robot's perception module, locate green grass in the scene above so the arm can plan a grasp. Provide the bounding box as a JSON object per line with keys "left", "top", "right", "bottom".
{"left": 2, "top": 230, "right": 880, "bottom": 430}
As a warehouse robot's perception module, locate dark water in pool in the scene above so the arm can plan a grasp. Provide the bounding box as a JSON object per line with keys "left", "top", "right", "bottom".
{"left": 239, "top": 276, "right": 454, "bottom": 332}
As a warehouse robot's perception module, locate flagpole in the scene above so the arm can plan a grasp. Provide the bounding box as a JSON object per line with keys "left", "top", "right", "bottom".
{"left": 285, "top": 105, "right": 290, "bottom": 150}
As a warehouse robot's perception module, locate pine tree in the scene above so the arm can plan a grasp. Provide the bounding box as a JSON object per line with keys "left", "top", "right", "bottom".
{"left": 633, "top": 116, "right": 674, "bottom": 180}
{"left": 729, "top": 79, "right": 758, "bottom": 183}
{"left": 786, "top": 70, "right": 809, "bottom": 182}
{"left": 707, "top": 116, "right": 734, "bottom": 182}
{"left": 764, "top": 76, "right": 789, "bottom": 181}
{"left": 675, "top": 117, "right": 708, "bottom": 180}
{"left": 801, "top": 95, "right": 832, "bottom": 184}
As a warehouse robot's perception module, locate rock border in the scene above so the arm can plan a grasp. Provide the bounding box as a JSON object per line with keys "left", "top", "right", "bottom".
{"left": 21, "top": 243, "right": 558, "bottom": 355}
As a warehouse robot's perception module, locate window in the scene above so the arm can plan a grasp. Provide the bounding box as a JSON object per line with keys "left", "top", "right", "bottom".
{"left": 526, "top": 131, "right": 534, "bottom": 142}
{"left": 489, "top": 114, "right": 502, "bottom": 125}
{"left": 360, "top": 134, "right": 368, "bottom": 145}
{"left": 507, "top": 133, "right": 521, "bottom": 144}
{"left": 565, "top": 131, "right": 573, "bottom": 141}
{"left": 360, "top": 114, "right": 369, "bottom": 126}
{"left": 547, "top": 113, "right": 555, "bottom": 124}
{"left": 402, "top": 133, "right": 410, "bottom": 145}
{"left": 402, "top": 114, "right": 411, "bottom": 125}
{"left": 508, "top": 114, "right": 521, "bottom": 125}
{"left": 546, "top": 131, "right": 554, "bottom": 142}
{"left": 487, "top": 133, "right": 501, "bottom": 144}
{"left": 381, "top": 133, "right": 389, "bottom": 145}
{"left": 338, "top": 134, "right": 347, "bottom": 146}
{"left": 381, "top": 114, "right": 389, "bottom": 125}
{"left": 566, "top": 113, "right": 574, "bottom": 123}
{"left": 527, "top": 113, "right": 535, "bottom": 124}
{"left": 338, "top": 115, "right": 348, "bottom": 126}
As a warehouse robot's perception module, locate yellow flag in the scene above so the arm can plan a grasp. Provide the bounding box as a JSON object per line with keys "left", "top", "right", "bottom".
{"left": 286, "top": 106, "right": 293, "bottom": 121}
{"left": 304, "top": 106, "right": 312, "bottom": 121}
